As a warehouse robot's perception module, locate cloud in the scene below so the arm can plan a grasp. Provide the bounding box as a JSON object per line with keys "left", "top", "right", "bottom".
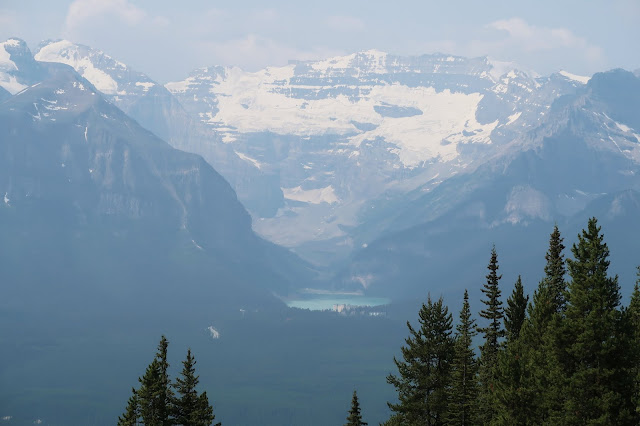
{"left": 197, "top": 34, "right": 344, "bottom": 71}
{"left": 62, "top": 0, "right": 170, "bottom": 42}
{"left": 327, "top": 15, "right": 365, "bottom": 32}
{"left": 486, "top": 18, "right": 604, "bottom": 63}
{"left": 64, "top": 0, "right": 147, "bottom": 31}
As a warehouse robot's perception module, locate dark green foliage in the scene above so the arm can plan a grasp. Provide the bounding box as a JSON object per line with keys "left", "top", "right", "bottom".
{"left": 173, "top": 349, "right": 218, "bottom": 426}
{"left": 137, "top": 359, "right": 165, "bottom": 425}
{"left": 627, "top": 267, "right": 640, "bottom": 416}
{"left": 118, "top": 337, "right": 219, "bottom": 426}
{"left": 493, "top": 276, "right": 530, "bottom": 425}
{"left": 560, "top": 218, "right": 634, "bottom": 424}
{"left": 387, "top": 295, "right": 454, "bottom": 425}
{"left": 117, "top": 389, "right": 139, "bottom": 426}
{"left": 345, "top": 390, "right": 367, "bottom": 426}
{"left": 516, "top": 225, "right": 568, "bottom": 423}
{"left": 446, "top": 290, "right": 478, "bottom": 425}
{"left": 544, "top": 225, "right": 567, "bottom": 313}
{"left": 504, "top": 276, "right": 528, "bottom": 342}
{"left": 477, "top": 246, "right": 504, "bottom": 424}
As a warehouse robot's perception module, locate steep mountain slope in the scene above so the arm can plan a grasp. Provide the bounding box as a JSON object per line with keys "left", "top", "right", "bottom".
{"left": 341, "top": 69, "right": 640, "bottom": 298}
{"left": 34, "top": 39, "right": 281, "bottom": 218}
{"left": 0, "top": 62, "right": 312, "bottom": 315}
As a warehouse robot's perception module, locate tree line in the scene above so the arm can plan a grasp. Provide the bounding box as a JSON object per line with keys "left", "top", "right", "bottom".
{"left": 118, "top": 217, "right": 639, "bottom": 425}
{"left": 384, "top": 217, "right": 640, "bottom": 425}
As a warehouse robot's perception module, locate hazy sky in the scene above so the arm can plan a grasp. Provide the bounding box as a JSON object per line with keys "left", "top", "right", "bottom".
{"left": 1, "top": 0, "right": 638, "bottom": 82}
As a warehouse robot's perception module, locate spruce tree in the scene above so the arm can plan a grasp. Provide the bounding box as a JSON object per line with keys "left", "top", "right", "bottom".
{"left": 517, "top": 225, "right": 567, "bottom": 424}
{"left": 172, "top": 349, "right": 218, "bottom": 426}
{"left": 137, "top": 359, "right": 164, "bottom": 425}
{"left": 477, "top": 246, "right": 504, "bottom": 424}
{"left": 561, "top": 218, "right": 633, "bottom": 424}
{"left": 544, "top": 224, "right": 567, "bottom": 313}
{"left": 446, "top": 290, "right": 478, "bottom": 425}
{"left": 504, "top": 276, "right": 528, "bottom": 342}
{"left": 387, "top": 295, "right": 454, "bottom": 425}
{"left": 628, "top": 267, "right": 640, "bottom": 416}
{"left": 117, "top": 389, "right": 139, "bottom": 426}
{"left": 155, "top": 336, "right": 173, "bottom": 426}
{"left": 345, "top": 390, "right": 367, "bottom": 426}
{"left": 493, "top": 276, "right": 530, "bottom": 425}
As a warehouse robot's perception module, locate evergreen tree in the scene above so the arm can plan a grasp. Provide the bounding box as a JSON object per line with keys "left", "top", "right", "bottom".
{"left": 494, "top": 276, "right": 530, "bottom": 425}
{"left": 628, "top": 267, "right": 640, "bottom": 416}
{"left": 544, "top": 224, "right": 567, "bottom": 313}
{"left": 504, "top": 276, "right": 528, "bottom": 342}
{"left": 172, "top": 349, "right": 218, "bottom": 426}
{"left": 387, "top": 295, "right": 454, "bottom": 425}
{"left": 560, "top": 218, "right": 633, "bottom": 424}
{"left": 155, "top": 336, "right": 173, "bottom": 426}
{"left": 517, "top": 225, "right": 568, "bottom": 424}
{"left": 345, "top": 390, "right": 367, "bottom": 426}
{"left": 117, "top": 389, "right": 139, "bottom": 426}
{"left": 476, "top": 246, "right": 504, "bottom": 423}
{"left": 137, "top": 359, "right": 165, "bottom": 425}
{"left": 446, "top": 290, "right": 478, "bottom": 425}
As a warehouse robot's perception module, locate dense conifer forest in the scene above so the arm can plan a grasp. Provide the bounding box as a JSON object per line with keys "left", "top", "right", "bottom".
{"left": 120, "top": 217, "right": 640, "bottom": 425}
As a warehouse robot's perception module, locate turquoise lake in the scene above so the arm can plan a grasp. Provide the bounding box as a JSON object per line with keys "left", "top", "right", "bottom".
{"left": 286, "top": 295, "right": 391, "bottom": 311}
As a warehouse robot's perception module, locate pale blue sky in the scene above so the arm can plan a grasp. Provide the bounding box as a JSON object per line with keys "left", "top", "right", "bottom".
{"left": 1, "top": 0, "right": 638, "bottom": 82}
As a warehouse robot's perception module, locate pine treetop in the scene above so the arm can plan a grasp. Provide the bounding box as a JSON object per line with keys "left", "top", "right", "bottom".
{"left": 478, "top": 246, "right": 505, "bottom": 350}
{"left": 544, "top": 224, "right": 567, "bottom": 312}
{"left": 504, "top": 276, "right": 528, "bottom": 342}
{"left": 345, "top": 390, "right": 367, "bottom": 426}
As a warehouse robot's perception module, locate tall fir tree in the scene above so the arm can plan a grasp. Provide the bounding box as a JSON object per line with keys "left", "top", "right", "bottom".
{"left": 494, "top": 276, "right": 530, "bottom": 425}
{"left": 517, "top": 225, "right": 567, "bottom": 424}
{"left": 387, "top": 295, "right": 454, "bottom": 425}
{"left": 345, "top": 390, "right": 367, "bottom": 426}
{"left": 117, "top": 389, "right": 139, "bottom": 426}
{"left": 172, "top": 349, "right": 218, "bottom": 426}
{"left": 504, "top": 276, "right": 528, "bottom": 342}
{"left": 560, "top": 218, "right": 634, "bottom": 424}
{"left": 446, "top": 290, "right": 478, "bottom": 425}
{"left": 628, "top": 266, "right": 640, "bottom": 416}
{"left": 477, "top": 246, "right": 505, "bottom": 424}
{"left": 137, "top": 358, "right": 165, "bottom": 425}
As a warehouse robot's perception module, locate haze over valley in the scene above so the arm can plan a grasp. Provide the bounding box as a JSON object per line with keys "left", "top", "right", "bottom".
{"left": 1, "top": 2, "right": 639, "bottom": 424}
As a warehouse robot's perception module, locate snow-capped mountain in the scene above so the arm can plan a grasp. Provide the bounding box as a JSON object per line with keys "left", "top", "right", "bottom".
{"left": 164, "top": 50, "right": 587, "bottom": 262}
{"left": 341, "top": 69, "right": 640, "bottom": 298}
{"left": 24, "top": 38, "right": 630, "bottom": 273}
{"left": 0, "top": 38, "right": 45, "bottom": 94}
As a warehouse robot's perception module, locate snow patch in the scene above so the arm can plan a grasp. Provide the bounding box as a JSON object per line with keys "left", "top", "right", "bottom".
{"left": 282, "top": 185, "right": 339, "bottom": 204}
{"left": 3, "top": 192, "right": 9, "bottom": 205}
{"left": 506, "top": 111, "right": 522, "bottom": 125}
{"left": 0, "top": 73, "right": 27, "bottom": 94}
{"left": 615, "top": 121, "right": 633, "bottom": 133}
{"left": 558, "top": 70, "right": 590, "bottom": 84}
{"left": 234, "top": 151, "right": 262, "bottom": 169}
{"left": 135, "top": 81, "right": 155, "bottom": 92}
{"left": 207, "top": 326, "right": 220, "bottom": 339}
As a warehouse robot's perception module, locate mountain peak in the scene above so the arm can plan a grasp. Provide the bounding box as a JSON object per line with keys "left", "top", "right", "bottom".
{"left": 0, "top": 37, "right": 43, "bottom": 94}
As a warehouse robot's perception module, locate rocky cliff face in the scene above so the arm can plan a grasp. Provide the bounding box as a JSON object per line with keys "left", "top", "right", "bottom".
{"left": 0, "top": 62, "right": 313, "bottom": 314}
